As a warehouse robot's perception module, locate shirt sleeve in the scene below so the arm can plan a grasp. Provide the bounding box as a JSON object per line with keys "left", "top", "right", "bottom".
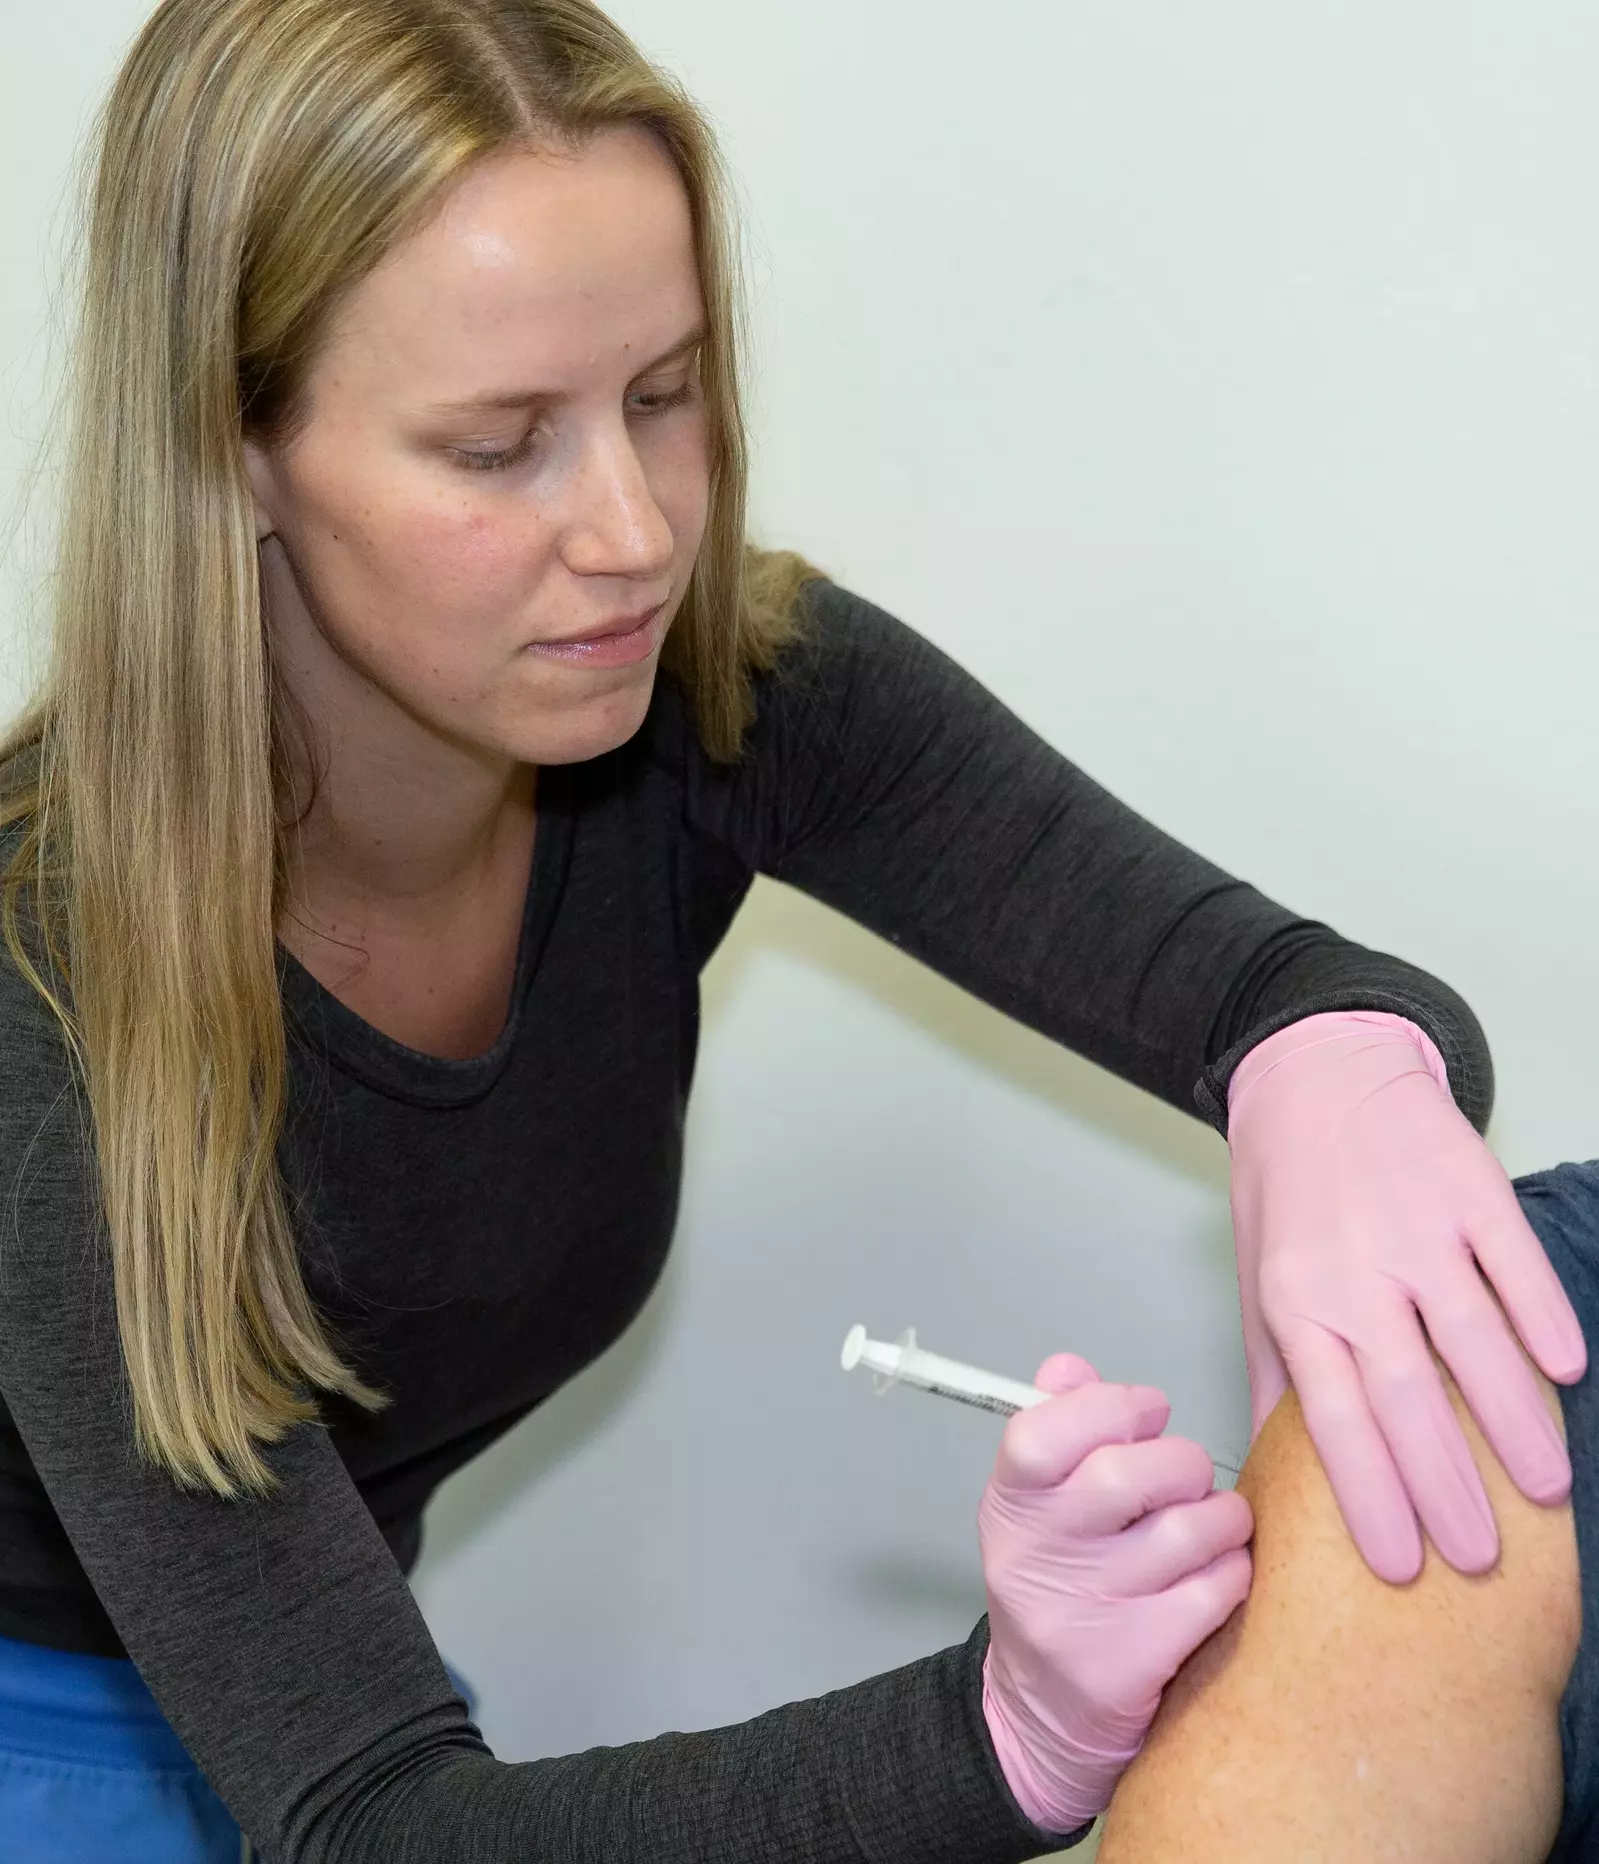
{"left": 0, "top": 954, "right": 1074, "bottom": 1862}
{"left": 680, "top": 578, "right": 1492, "bottom": 1134}
{"left": 1505, "top": 1162, "right": 1599, "bottom": 1864}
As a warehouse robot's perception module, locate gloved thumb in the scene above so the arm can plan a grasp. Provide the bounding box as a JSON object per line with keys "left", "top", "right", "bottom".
{"left": 1033, "top": 1352, "right": 1100, "bottom": 1397}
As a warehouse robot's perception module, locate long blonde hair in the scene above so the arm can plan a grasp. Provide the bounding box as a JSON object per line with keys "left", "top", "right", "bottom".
{"left": 0, "top": 0, "right": 821, "bottom": 1497}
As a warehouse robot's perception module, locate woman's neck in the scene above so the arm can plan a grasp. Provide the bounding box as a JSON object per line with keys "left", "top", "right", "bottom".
{"left": 283, "top": 748, "right": 536, "bottom": 921}
{"left": 275, "top": 752, "right": 539, "bottom": 1056}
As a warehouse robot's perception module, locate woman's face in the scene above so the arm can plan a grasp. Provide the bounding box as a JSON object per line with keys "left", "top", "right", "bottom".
{"left": 244, "top": 126, "right": 712, "bottom": 770}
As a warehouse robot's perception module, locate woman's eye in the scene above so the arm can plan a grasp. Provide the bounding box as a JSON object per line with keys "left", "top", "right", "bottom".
{"left": 455, "top": 434, "right": 539, "bottom": 475}
{"left": 628, "top": 380, "right": 698, "bottom": 417}
{"left": 452, "top": 380, "right": 697, "bottom": 474}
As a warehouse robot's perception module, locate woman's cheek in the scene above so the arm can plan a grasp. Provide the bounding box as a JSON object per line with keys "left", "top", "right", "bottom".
{"left": 412, "top": 506, "right": 551, "bottom": 624}
{"left": 646, "top": 416, "right": 712, "bottom": 556}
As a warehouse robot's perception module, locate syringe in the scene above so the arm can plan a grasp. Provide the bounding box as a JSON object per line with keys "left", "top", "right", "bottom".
{"left": 841, "top": 1324, "right": 1048, "bottom": 1419}
{"left": 841, "top": 1325, "right": 1242, "bottom": 1484}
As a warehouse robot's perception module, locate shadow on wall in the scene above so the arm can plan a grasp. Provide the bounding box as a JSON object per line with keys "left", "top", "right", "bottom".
{"left": 715, "top": 881, "right": 1232, "bottom": 1198}
{"left": 419, "top": 878, "right": 1234, "bottom": 1568}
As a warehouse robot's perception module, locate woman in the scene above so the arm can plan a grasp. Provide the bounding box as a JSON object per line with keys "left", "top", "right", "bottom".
{"left": 0, "top": 1, "right": 1581, "bottom": 1859}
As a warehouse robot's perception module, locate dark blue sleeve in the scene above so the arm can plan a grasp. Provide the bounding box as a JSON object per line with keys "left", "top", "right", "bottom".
{"left": 1512, "top": 1160, "right": 1599, "bottom": 1861}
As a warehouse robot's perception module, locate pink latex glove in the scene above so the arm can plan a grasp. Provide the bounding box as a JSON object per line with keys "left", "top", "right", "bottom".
{"left": 978, "top": 1353, "right": 1253, "bottom": 1834}
{"left": 1227, "top": 1008, "right": 1587, "bottom": 1584}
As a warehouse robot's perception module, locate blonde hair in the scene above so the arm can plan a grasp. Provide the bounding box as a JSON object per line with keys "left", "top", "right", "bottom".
{"left": 0, "top": 0, "right": 822, "bottom": 1496}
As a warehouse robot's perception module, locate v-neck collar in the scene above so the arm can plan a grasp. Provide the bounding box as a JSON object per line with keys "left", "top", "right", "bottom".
{"left": 276, "top": 763, "right": 576, "bottom": 1109}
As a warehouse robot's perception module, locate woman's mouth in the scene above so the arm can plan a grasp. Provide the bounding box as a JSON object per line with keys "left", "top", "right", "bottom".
{"left": 524, "top": 602, "right": 668, "bottom": 669}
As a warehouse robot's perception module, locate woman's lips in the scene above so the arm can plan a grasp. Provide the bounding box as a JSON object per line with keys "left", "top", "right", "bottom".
{"left": 523, "top": 603, "right": 668, "bottom": 669}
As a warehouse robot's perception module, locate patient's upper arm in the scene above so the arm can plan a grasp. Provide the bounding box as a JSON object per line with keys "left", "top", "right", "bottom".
{"left": 1095, "top": 1366, "right": 1580, "bottom": 1864}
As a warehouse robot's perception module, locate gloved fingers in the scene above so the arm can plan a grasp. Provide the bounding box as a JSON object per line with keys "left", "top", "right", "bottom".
{"left": 1129, "top": 1544, "right": 1253, "bottom": 1684}
{"left": 1055, "top": 1433, "right": 1219, "bottom": 1538}
{"left": 1350, "top": 1297, "right": 1499, "bottom": 1576}
{"left": 1033, "top": 1353, "right": 1101, "bottom": 1397}
{"left": 1419, "top": 1264, "right": 1571, "bottom": 1509}
{"left": 1462, "top": 1170, "right": 1587, "bottom": 1386}
{"left": 1243, "top": 1337, "right": 1290, "bottom": 1445}
{"left": 1110, "top": 1487, "right": 1255, "bottom": 1594}
{"left": 995, "top": 1381, "right": 1170, "bottom": 1493}
{"left": 1277, "top": 1320, "right": 1422, "bottom": 1583}
{"left": 1230, "top": 1188, "right": 1289, "bottom": 1441}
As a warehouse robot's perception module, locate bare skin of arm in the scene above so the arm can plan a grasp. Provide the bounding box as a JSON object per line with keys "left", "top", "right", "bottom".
{"left": 1096, "top": 1353, "right": 1581, "bottom": 1863}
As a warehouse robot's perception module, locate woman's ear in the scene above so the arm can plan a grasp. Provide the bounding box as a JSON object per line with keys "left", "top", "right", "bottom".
{"left": 241, "top": 438, "right": 278, "bottom": 543}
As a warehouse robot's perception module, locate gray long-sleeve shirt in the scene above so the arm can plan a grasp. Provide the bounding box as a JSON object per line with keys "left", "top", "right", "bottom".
{"left": 0, "top": 578, "right": 1493, "bottom": 1860}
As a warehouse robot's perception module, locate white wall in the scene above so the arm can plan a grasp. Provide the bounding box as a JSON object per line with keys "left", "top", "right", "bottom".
{"left": 6, "top": 0, "right": 1599, "bottom": 1795}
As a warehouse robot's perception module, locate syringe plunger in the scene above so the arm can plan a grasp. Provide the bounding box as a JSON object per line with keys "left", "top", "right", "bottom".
{"left": 840, "top": 1325, "right": 1048, "bottom": 1418}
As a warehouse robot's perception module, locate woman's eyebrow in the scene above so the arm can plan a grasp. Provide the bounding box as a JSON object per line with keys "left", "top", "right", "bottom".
{"left": 420, "top": 324, "right": 707, "bottom": 416}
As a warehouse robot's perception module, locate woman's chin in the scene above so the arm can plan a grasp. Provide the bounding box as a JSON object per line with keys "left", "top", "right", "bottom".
{"left": 507, "top": 670, "right": 662, "bottom": 767}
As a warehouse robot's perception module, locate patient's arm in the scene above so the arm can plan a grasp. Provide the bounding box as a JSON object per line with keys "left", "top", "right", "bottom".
{"left": 1096, "top": 1357, "right": 1581, "bottom": 1863}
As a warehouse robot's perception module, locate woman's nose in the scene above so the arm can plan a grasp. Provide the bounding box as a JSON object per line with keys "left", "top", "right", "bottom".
{"left": 559, "top": 426, "right": 675, "bottom": 580}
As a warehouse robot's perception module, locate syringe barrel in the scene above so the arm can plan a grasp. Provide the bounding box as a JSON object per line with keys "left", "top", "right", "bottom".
{"left": 896, "top": 1343, "right": 1048, "bottom": 1416}
{"left": 842, "top": 1325, "right": 1048, "bottom": 1417}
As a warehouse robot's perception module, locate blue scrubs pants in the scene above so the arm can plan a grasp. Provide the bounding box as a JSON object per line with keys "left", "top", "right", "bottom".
{"left": 0, "top": 1629, "right": 478, "bottom": 1862}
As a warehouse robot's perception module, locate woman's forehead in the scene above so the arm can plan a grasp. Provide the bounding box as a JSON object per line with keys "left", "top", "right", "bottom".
{"left": 316, "top": 130, "right": 704, "bottom": 411}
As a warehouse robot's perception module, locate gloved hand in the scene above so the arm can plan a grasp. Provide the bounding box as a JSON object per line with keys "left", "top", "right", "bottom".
{"left": 1227, "top": 1008, "right": 1586, "bottom": 1584}
{"left": 979, "top": 1353, "right": 1253, "bottom": 1835}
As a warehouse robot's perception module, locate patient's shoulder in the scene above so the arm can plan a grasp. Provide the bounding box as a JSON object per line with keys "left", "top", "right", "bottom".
{"left": 1097, "top": 1367, "right": 1577, "bottom": 1864}
{"left": 1243, "top": 1377, "right": 1579, "bottom": 1697}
